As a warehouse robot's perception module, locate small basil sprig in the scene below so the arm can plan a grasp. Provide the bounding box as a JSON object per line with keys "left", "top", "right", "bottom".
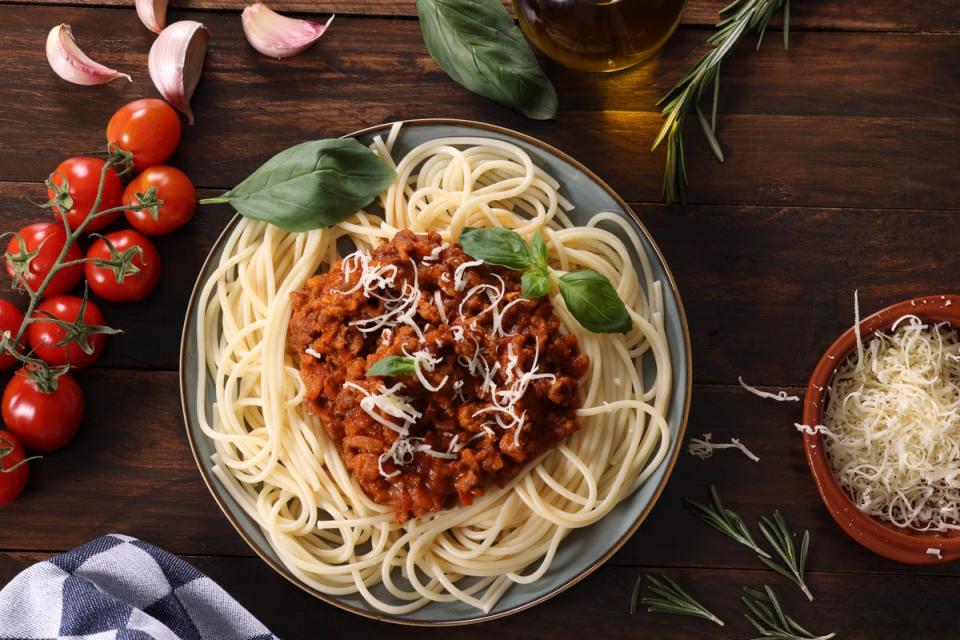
{"left": 459, "top": 227, "right": 632, "bottom": 334}
{"left": 199, "top": 139, "right": 396, "bottom": 232}
{"left": 367, "top": 355, "right": 416, "bottom": 377}
{"left": 416, "top": 0, "right": 558, "bottom": 120}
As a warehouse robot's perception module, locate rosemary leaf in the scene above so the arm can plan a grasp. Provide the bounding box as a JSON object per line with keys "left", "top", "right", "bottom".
{"left": 683, "top": 485, "right": 771, "bottom": 558}
{"left": 742, "top": 585, "right": 836, "bottom": 640}
{"left": 758, "top": 510, "right": 814, "bottom": 601}
{"left": 634, "top": 575, "right": 724, "bottom": 626}
{"left": 653, "top": 0, "right": 792, "bottom": 205}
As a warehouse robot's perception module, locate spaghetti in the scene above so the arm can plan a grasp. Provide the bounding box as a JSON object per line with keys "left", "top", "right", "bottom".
{"left": 194, "top": 124, "right": 673, "bottom": 614}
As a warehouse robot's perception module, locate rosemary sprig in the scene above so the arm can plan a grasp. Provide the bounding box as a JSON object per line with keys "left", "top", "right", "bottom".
{"left": 631, "top": 575, "right": 724, "bottom": 626}
{"left": 653, "top": 0, "right": 792, "bottom": 205}
{"left": 758, "top": 510, "right": 813, "bottom": 602}
{"left": 742, "top": 585, "right": 835, "bottom": 639}
{"left": 683, "top": 485, "right": 771, "bottom": 558}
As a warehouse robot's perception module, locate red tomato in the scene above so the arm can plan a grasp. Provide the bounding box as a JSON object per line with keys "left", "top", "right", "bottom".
{"left": 84, "top": 230, "right": 161, "bottom": 302}
{"left": 48, "top": 157, "right": 123, "bottom": 232}
{"left": 0, "top": 430, "right": 29, "bottom": 505}
{"left": 106, "top": 99, "right": 181, "bottom": 173}
{"left": 26, "top": 295, "right": 107, "bottom": 369}
{"left": 2, "top": 368, "right": 83, "bottom": 453}
{"left": 0, "top": 300, "right": 24, "bottom": 370}
{"left": 5, "top": 223, "right": 84, "bottom": 297}
{"left": 123, "top": 166, "right": 196, "bottom": 236}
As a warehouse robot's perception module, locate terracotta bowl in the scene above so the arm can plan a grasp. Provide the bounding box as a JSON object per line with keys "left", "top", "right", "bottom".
{"left": 803, "top": 294, "right": 960, "bottom": 564}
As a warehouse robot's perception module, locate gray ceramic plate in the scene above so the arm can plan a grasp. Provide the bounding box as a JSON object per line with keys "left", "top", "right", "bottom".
{"left": 180, "top": 119, "right": 692, "bottom": 626}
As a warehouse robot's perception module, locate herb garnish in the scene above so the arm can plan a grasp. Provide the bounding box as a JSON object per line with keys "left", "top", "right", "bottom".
{"left": 416, "top": 0, "right": 558, "bottom": 120}
{"left": 367, "top": 355, "right": 416, "bottom": 377}
{"left": 654, "top": 0, "right": 792, "bottom": 205}
{"left": 685, "top": 486, "right": 815, "bottom": 601}
{"left": 459, "top": 227, "right": 632, "bottom": 334}
{"left": 758, "top": 510, "right": 813, "bottom": 602}
{"left": 199, "top": 138, "right": 396, "bottom": 232}
{"left": 684, "top": 485, "right": 771, "bottom": 559}
{"left": 743, "top": 585, "right": 836, "bottom": 640}
{"left": 632, "top": 574, "right": 724, "bottom": 626}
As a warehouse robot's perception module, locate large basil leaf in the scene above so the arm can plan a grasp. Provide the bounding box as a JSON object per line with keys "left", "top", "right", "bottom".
{"left": 557, "top": 270, "right": 633, "bottom": 333}
{"left": 367, "top": 356, "right": 416, "bottom": 377}
{"left": 416, "top": 0, "right": 558, "bottom": 120}
{"left": 202, "top": 139, "right": 396, "bottom": 232}
{"left": 460, "top": 227, "right": 534, "bottom": 270}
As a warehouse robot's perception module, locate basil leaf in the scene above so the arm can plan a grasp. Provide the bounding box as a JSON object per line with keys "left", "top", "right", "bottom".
{"left": 460, "top": 227, "right": 534, "bottom": 270}
{"left": 531, "top": 231, "right": 549, "bottom": 270}
{"left": 522, "top": 268, "right": 551, "bottom": 299}
{"left": 367, "top": 356, "right": 416, "bottom": 377}
{"left": 204, "top": 139, "right": 396, "bottom": 232}
{"left": 416, "top": 0, "right": 558, "bottom": 120}
{"left": 557, "top": 270, "right": 632, "bottom": 333}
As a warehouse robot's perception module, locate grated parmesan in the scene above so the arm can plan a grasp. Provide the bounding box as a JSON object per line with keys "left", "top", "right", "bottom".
{"left": 687, "top": 433, "right": 760, "bottom": 462}
{"left": 823, "top": 314, "right": 960, "bottom": 532}
{"left": 738, "top": 376, "right": 800, "bottom": 402}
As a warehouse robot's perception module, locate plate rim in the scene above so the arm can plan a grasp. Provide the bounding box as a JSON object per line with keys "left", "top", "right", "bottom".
{"left": 178, "top": 117, "right": 693, "bottom": 627}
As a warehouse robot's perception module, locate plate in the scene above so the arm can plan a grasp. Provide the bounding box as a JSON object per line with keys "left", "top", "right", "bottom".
{"left": 179, "top": 119, "right": 692, "bottom": 625}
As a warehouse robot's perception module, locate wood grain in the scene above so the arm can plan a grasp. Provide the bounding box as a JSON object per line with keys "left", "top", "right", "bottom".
{"left": 1, "top": 0, "right": 957, "bottom": 32}
{"left": 2, "top": 368, "right": 958, "bottom": 583}
{"left": 0, "top": 6, "right": 956, "bottom": 209}
{"left": 1, "top": 551, "right": 957, "bottom": 639}
{"left": 2, "top": 183, "right": 956, "bottom": 385}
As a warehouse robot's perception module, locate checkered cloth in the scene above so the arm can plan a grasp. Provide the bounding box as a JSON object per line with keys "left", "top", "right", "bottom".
{"left": 0, "top": 534, "right": 277, "bottom": 640}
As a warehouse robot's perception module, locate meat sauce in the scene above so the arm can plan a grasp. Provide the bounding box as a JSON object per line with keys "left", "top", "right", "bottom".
{"left": 289, "top": 230, "right": 589, "bottom": 521}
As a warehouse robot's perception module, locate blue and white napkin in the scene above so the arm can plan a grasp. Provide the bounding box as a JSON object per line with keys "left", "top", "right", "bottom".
{"left": 0, "top": 534, "right": 278, "bottom": 640}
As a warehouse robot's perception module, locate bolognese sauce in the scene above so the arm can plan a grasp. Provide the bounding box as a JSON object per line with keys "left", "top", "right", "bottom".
{"left": 289, "top": 230, "right": 589, "bottom": 521}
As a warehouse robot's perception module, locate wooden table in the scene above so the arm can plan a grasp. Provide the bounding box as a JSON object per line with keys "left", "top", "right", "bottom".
{"left": 0, "top": 1, "right": 958, "bottom": 637}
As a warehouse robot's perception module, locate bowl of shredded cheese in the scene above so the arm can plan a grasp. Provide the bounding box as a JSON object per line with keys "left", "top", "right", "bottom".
{"left": 803, "top": 294, "right": 960, "bottom": 564}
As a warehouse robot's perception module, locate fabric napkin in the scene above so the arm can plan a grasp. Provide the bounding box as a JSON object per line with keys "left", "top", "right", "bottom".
{"left": 0, "top": 533, "right": 278, "bottom": 640}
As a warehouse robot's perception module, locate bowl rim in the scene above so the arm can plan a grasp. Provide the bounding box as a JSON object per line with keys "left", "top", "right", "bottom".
{"left": 802, "top": 293, "right": 960, "bottom": 564}
{"left": 178, "top": 118, "right": 694, "bottom": 626}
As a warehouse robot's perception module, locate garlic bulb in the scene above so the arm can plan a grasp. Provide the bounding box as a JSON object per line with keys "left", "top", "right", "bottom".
{"left": 148, "top": 21, "right": 209, "bottom": 125}
{"left": 241, "top": 3, "right": 333, "bottom": 59}
{"left": 45, "top": 24, "right": 131, "bottom": 85}
{"left": 136, "top": 0, "right": 169, "bottom": 34}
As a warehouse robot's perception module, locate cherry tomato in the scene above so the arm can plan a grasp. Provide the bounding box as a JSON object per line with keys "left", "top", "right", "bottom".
{"left": 0, "top": 300, "right": 24, "bottom": 370}
{"left": 26, "top": 295, "right": 107, "bottom": 369}
{"left": 0, "top": 430, "right": 29, "bottom": 505}
{"left": 123, "top": 166, "right": 196, "bottom": 236}
{"left": 48, "top": 157, "right": 123, "bottom": 232}
{"left": 5, "top": 223, "right": 84, "bottom": 297}
{"left": 85, "top": 230, "right": 161, "bottom": 302}
{"left": 106, "top": 99, "right": 181, "bottom": 173}
{"left": 2, "top": 368, "right": 83, "bottom": 453}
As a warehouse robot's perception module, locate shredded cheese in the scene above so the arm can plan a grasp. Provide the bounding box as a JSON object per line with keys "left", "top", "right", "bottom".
{"left": 687, "top": 433, "right": 760, "bottom": 462}
{"left": 453, "top": 259, "right": 483, "bottom": 291}
{"left": 823, "top": 314, "right": 960, "bottom": 532}
{"left": 738, "top": 376, "right": 800, "bottom": 402}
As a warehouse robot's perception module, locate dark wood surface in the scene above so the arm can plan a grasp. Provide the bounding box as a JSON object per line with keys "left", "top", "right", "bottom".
{"left": 0, "top": 1, "right": 958, "bottom": 638}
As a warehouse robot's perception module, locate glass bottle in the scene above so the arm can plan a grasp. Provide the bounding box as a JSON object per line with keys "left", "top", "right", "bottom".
{"left": 513, "top": 0, "right": 687, "bottom": 73}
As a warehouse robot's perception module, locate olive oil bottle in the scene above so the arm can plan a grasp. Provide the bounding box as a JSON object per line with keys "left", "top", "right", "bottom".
{"left": 513, "top": 0, "right": 687, "bottom": 72}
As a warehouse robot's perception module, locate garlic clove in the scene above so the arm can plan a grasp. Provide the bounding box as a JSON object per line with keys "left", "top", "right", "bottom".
{"left": 148, "top": 20, "right": 209, "bottom": 125}
{"left": 241, "top": 3, "right": 333, "bottom": 59}
{"left": 45, "top": 24, "right": 131, "bottom": 86}
{"left": 136, "top": 0, "right": 169, "bottom": 34}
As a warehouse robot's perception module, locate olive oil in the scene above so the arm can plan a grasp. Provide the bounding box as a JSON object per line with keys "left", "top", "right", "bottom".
{"left": 514, "top": 0, "right": 687, "bottom": 72}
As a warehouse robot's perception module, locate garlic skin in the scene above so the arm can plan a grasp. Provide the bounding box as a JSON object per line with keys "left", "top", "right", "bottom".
{"left": 241, "top": 3, "right": 333, "bottom": 59}
{"left": 136, "top": 0, "right": 169, "bottom": 34}
{"left": 45, "top": 24, "right": 131, "bottom": 85}
{"left": 148, "top": 21, "right": 209, "bottom": 125}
